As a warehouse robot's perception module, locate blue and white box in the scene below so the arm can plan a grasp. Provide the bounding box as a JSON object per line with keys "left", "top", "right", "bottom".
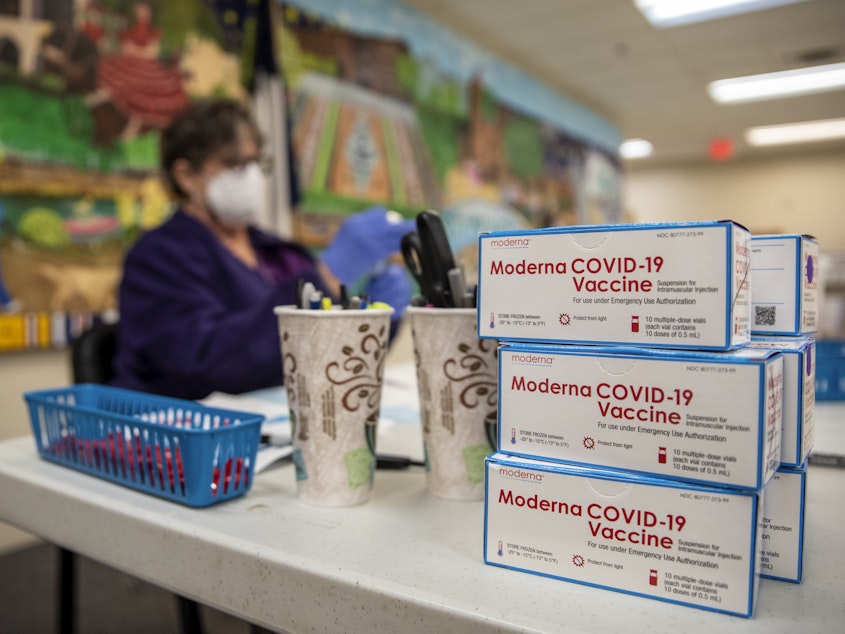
{"left": 751, "top": 234, "right": 819, "bottom": 335}
{"left": 477, "top": 220, "right": 751, "bottom": 350}
{"left": 815, "top": 339, "right": 845, "bottom": 401}
{"left": 498, "top": 344, "right": 783, "bottom": 490}
{"left": 748, "top": 336, "right": 815, "bottom": 467}
{"left": 484, "top": 452, "right": 764, "bottom": 618}
{"left": 761, "top": 464, "right": 807, "bottom": 583}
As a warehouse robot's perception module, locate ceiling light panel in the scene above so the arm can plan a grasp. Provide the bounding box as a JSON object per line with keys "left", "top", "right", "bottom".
{"left": 709, "top": 62, "right": 845, "bottom": 103}
{"left": 746, "top": 118, "right": 845, "bottom": 145}
{"left": 635, "top": 0, "right": 807, "bottom": 28}
{"left": 620, "top": 139, "right": 654, "bottom": 158}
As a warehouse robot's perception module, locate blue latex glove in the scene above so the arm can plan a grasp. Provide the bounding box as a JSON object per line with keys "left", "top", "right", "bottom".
{"left": 321, "top": 207, "right": 415, "bottom": 286}
{"left": 364, "top": 263, "right": 412, "bottom": 321}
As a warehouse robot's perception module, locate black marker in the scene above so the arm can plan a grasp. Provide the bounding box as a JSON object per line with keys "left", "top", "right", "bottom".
{"left": 808, "top": 452, "right": 845, "bottom": 468}
{"left": 376, "top": 454, "right": 425, "bottom": 470}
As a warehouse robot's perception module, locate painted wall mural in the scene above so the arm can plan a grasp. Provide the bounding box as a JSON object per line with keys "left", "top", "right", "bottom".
{"left": 0, "top": 0, "right": 622, "bottom": 352}
{"left": 275, "top": 0, "right": 623, "bottom": 280}
{"left": 0, "top": 0, "right": 249, "bottom": 350}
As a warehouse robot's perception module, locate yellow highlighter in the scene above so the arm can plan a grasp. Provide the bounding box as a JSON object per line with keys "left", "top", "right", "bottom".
{"left": 367, "top": 301, "right": 392, "bottom": 310}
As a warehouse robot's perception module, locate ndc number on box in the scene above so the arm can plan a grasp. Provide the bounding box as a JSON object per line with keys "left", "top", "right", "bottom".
{"left": 656, "top": 231, "right": 705, "bottom": 238}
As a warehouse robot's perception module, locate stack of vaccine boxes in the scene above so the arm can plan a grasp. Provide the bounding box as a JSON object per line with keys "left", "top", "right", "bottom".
{"left": 476, "top": 222, "right": 817, "bottom": 618}
{"left": 746, "top": 234, "right": 818, "bottom": 584}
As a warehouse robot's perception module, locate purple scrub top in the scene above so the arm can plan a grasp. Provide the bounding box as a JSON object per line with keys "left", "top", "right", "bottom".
{"left": 111, "top": 210, "right": 330, "bottom": 399}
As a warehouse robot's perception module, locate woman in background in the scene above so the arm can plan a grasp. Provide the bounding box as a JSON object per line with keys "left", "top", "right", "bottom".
{"left": 112, "top": 99, "right": 411, "bottom": 399}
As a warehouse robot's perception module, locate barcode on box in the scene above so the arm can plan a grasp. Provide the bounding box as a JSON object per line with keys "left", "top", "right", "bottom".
{"left": 750, "top": 234, "right": 819, "bottom": 335}
{"left": 755, "top": 305, "right": 777, "bottom": 326}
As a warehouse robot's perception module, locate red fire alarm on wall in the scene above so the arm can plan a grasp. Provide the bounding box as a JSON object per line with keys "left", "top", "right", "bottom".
{"left": 708, "top": 136, "right": 735, "bottom": 161}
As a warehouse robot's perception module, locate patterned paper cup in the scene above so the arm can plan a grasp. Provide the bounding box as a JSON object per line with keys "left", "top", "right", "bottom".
{"left": 274, "top": 305, "right": 393, "bottom": 506}
{"left": 407, "top": 307, "right": 498, "bottom": 500}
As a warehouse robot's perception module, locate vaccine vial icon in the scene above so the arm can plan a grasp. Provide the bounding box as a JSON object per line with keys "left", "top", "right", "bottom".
{"left": 498, "top": 540, "right": 504, "bottom": 556}
{"left": 631, "top": 315, "right": 640, "bottom": 333}
{"left": 511, "top": 428, "right": 517, "bottom": 444}
{"left": 658, "top": 447, "right": 667, "bottom": 464}
{"left": 650, "top": 569, "right": 658, "bottom": 586}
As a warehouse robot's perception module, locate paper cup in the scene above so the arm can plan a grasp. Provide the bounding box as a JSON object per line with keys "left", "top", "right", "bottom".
{"left": 408, "top": 307, "right": 498, "bottom": 500}
{"left": 274, "top": 305, "right": 393, "bottom": 506}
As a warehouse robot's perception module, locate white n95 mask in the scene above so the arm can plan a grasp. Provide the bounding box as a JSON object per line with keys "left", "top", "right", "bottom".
{"left": 206, "top": 161, "right": 266, "bottom": 227}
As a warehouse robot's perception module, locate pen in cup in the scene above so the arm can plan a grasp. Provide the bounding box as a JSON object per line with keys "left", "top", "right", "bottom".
{"left": 309, "top": 291, "right": 323, "bottom": 310}
{"left": 447, "top": 267, "right": 467, "bottom": 308}
{"left": 299, "top": 281, "right": 316, "bottom": 310}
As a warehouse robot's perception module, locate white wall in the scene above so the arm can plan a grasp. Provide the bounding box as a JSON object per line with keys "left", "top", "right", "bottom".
{"left": 623, "top": 148, "right": 845, "bottom": 338}
{"left": 624, "top": 148, "right": 845, "bottom": 249}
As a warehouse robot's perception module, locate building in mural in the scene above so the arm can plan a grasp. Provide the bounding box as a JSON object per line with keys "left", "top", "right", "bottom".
{"left": 278, "top": 2, "right": 620, "bottom": 266}
{"left": 290, "top": 73, "right": 441, "bottom": 214}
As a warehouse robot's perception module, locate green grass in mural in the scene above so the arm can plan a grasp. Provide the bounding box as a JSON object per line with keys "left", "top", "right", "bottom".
{"left": 380, "top": 118, "right": 406, "bottom": 205}
{"left": 310, "top": 101, "right": 341, "bottom": 191}
{"left": 395, "top": 55, "right": 417, "bottom": 101}
{"left": 416, "top": 106, "right": 463, "bottom": 183}
{"left": 121, "top": 133, "right": 160, "bottom": 171}
{"left": 0, "top": 81, "right": 158, "bottom": 172}
{"left": 395, "top": 54, "right": 466, "bottom": 119}
{"left": 301, "top": 190, "right": 418, "bottom": 219}
{"left": 480, "top": 89, "right": 499, "bottom": 122}
{"left": 504, "top": 115, "right": 544, "bottom": 181}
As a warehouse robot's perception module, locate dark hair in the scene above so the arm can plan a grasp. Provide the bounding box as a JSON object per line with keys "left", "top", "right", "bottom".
{"left": 160, "top": 99, "right": 262, "bottom": 198}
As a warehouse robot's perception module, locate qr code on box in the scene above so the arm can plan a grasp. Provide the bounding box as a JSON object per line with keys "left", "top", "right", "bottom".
{"left": 755, "top": 305, "right": 777, "bottom": 326}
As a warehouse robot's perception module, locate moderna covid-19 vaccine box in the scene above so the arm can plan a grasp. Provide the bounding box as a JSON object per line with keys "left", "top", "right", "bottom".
{"left": 498, "top": 344, "right": 783, "bottom": 490}
{"left": 484, "top": 453, "right": 764, "bottom": 618}
{"left": 761, "top": 464, "right": 806, "bottom": 583}
{"left": 748, "top": 336, "right": 815, "bottom": 467}
{"left": 751, "top": 234, "right": 819, "bottom": 336}
{"left": 477, "top": 221, "right": 751, "bottom": 349}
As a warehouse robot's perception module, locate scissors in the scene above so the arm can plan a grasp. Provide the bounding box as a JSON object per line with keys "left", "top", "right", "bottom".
{"left": 401, "top": 210, "right": 457, "bottom": 307}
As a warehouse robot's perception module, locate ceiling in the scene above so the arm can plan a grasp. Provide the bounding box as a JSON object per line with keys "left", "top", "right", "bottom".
{"left": 400, "top": 0, "right": 845, "bottom": 166}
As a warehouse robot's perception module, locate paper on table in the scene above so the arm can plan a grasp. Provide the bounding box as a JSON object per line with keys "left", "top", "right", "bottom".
{"left": 202, "top": 381, "right": 407, "bottom": 473}
{"left": 810, "top": 402, "right": 845, "bottom": 467}
{"left": 254, "top": 444, "right": 294, "bottom": 474}
{"left": 379, "top": 362, "right": 421, "bottom": 425}
{"left": 202, "top": 391, "right": 291, "bottom": 445}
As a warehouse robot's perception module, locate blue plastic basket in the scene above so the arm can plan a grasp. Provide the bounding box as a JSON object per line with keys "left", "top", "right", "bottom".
{"left": 24, "top": 384, "right": 265, "bottom": 507}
